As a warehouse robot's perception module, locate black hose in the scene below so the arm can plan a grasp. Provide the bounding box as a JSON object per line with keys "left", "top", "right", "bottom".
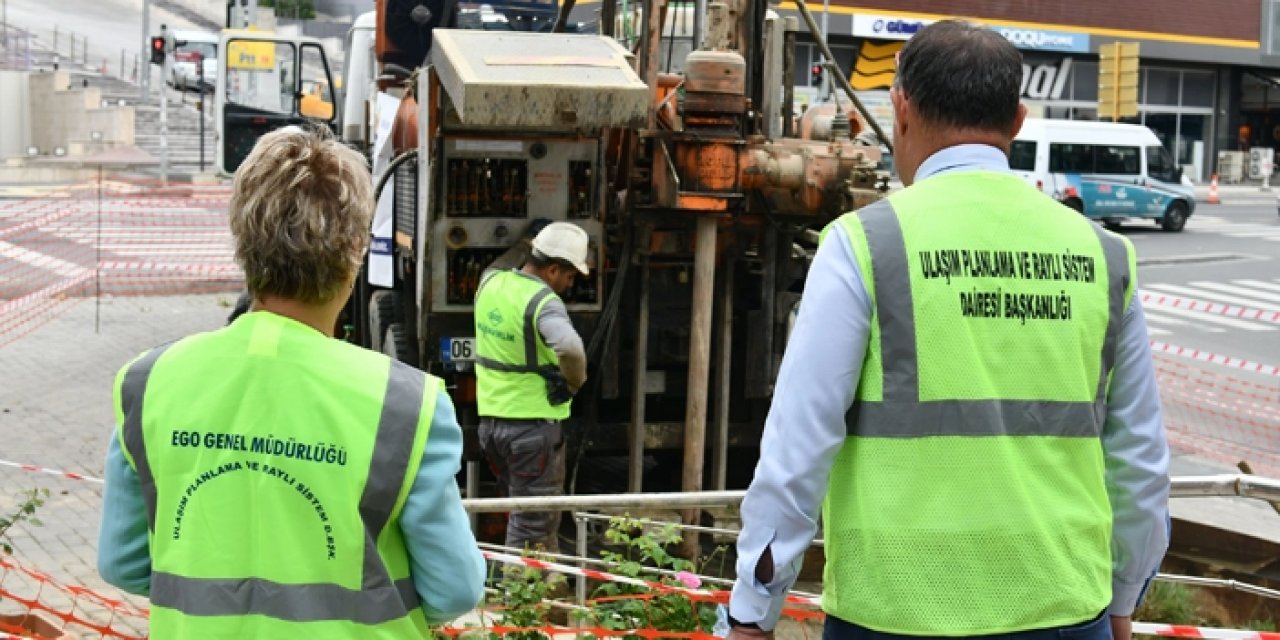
{"left": 375, "top": 150, "right": 419, "bottom": 202}
{"left": 566, "top": 224, "right": 635, "bottom": 495}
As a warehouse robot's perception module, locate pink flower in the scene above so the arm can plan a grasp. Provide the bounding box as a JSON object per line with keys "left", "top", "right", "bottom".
{"left": 675, "top": 571, "right": 701, "bottom": 589}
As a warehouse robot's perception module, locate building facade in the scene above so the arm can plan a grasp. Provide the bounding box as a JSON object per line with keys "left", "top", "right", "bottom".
{"left": 783, "top": 0, "right": 1280, "bottom": 183}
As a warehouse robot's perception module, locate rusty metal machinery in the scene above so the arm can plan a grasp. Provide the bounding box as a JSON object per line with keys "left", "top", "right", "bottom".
{"left": 642, "top": 2, "right": 882, "bottom": 219}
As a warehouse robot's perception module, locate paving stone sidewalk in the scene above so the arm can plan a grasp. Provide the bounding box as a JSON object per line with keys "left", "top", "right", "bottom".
{"left": 0, "top": 293, "right": 237, "bottom": 635}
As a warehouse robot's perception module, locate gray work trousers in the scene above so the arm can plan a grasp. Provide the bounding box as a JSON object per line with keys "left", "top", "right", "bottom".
{"left": 478, "top": 417, "right": 565, "bottom": 553}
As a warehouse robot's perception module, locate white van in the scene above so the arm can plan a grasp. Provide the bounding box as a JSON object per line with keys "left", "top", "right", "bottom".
{"left": 1011, "top": 118, "right": 1195, "bottom": 232}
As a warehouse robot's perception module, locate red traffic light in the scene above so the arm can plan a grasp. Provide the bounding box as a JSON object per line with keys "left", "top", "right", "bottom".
{"left": 150, "top": 36, "right": 166, "bottom": 65}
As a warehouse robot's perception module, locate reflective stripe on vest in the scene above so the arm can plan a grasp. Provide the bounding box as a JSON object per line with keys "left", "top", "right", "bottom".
{"left": 120, "top": 353, "right": 426, "bottom": 624}
{"left": 846, "top": 198, "right": 1130, "bottom": 435}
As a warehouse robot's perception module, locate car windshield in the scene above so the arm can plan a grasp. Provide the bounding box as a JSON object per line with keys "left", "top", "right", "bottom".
{"left": 179, "top": 42, "right": 217, "bottom": 59}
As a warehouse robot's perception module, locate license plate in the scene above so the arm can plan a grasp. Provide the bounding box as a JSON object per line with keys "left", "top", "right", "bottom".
{"left": 441, "top": 337, "right": 476, "bottom": 363}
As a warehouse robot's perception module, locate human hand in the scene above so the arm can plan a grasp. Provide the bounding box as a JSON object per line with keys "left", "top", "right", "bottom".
{"left": 1110, "top": 615, "right": 1132, "bottom": 640}
{"left": 727, "top": 626, "right": 774, "bottom": 640}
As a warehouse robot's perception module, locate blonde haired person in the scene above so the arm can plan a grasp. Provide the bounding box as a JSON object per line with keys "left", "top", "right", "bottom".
{"left": 99, "top": 127, "right": 486, "bottom": 638}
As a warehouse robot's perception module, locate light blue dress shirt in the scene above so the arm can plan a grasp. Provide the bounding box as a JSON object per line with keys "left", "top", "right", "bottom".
{"left": 98, "top": 387, "right": 487, "bottom": 625}
{"left": 728, "top": 144, "right": 1171, "bottom": 630}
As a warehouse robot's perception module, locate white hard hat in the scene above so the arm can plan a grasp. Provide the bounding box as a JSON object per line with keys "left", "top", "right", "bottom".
{"left": 532, "top": 222, "right": 591, "bottom": 276}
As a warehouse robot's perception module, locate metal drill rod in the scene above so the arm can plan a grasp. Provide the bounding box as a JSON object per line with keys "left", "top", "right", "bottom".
{"left": 790, "top": 0, "right": 893, "bottom": 153}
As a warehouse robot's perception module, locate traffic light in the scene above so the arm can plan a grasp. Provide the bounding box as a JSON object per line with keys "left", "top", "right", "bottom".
{"left": 811, "top": 63, "right": 824, "bottom": 86}
{"left": 150, "top": 36, "right": 166, "bottom": 65}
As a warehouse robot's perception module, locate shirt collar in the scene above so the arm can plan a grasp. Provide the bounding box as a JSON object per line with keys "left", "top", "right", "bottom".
{"left": 913, "top": 144, "right": 1011, "bottom": 183}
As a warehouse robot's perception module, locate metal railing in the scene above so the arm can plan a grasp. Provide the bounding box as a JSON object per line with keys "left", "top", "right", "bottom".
{"left": 462, "top": 473, "right": 1280, "bottom": 607}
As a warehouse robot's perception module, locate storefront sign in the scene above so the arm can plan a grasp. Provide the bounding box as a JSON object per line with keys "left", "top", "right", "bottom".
{"left": 853, "top": 15, "right": 933, "bottom": 41}
{"left": 851, "top": 41, "right": 1076, "bottom": 99}
{"left": 992, "top": 27, "right": 1089, "bottom": 53}
{"left": 853, "top": 14, "right": 1089, "bottom": 53}
{"left": 1022, "top": 58, "right": 1073, "bottom": 100}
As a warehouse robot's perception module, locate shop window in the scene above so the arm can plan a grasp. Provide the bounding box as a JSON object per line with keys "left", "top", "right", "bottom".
{"left": 1182, "top": 71, "right": 1215, "bottom": 107}
{"left": 1071, "top": 61, "right": 1098, "bottom": 102}
{"left": 1010, "top": 140, "right": 1036, "bottom": 171}
{"left": 1145, "top": 69, "right": 1180, "bottom": 106}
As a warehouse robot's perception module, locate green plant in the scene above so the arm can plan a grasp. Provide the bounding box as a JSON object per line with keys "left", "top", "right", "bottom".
{"left": 260, "top": 0, "right": 316, "bottom": 19}
{"left": 579, "top": 517, "right": 721, "bottom": 638}
{"left": 0, "top": 489, "right": 49, "bottom": 554}
{"left": 1134, "top": 581, "right": 1202, "bottom": 626}
{"left": 480, "top": 519, "right": 726, "bottom": 640}
{"left": 487, "top": 549, "right": 567, "bottom": 640}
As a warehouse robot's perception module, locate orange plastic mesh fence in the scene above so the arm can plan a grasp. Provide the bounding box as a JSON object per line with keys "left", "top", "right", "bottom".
{"left": 441, "top": 589, "right": 822, "bottom": 640}
{"left": 0, "top": 178, "right": 240, "bottom": 347}
{"left": 0, "top": 555, "right": 148, "bottom": 639}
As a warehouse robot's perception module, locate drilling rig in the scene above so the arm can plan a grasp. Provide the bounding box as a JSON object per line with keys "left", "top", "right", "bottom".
{"left": 347, "top": 0, "right": 889, "bottom": 512}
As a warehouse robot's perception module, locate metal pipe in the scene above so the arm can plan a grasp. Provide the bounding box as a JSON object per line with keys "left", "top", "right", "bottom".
{"left": 600, "top": 0, "right": 617, "bottom": 37}
{"left": 781, "top": 17, "right": 797, "bottom": 138}
{"left": 1170, "top": 473, "right": 1280, "bottom": 501}
{"left": 140, "top": 0, "right": 150, "bottom": 101}
{"left": 692, "top": 0, "right": 705, "bottom": 51}
{"left": 629, "top": 228, "right": 652, "bottom": 493}
{"left": 462, "top": 474, "right": 1280, "bottom": 512}
{"left": 1155, "top": 573, "right": 1280, "bottom": 600}
{"left": 712, "top": 254, "right": 733, "bottom": 491}
{"left": 681, "top": 215, "right": 718, "bottom": 557}
{"left": 552, "top": 0, "right": 578, "bottom": 33}
{"left": 641, "top": 0, "right": 669, "bottom": 128}
{"left": 571, "top": 511, "right": 827, "bottom": 546}
{"left": 789, "top": 0, "right": 892, "bottom": 153}
{"left": 575, "top": 515, "right": 588, "bottom": 606}
{"left": 466, "top": 460, "right": 480, "bottom": 530}
{"left": 463, "top": 490, "right": 745, "bottom": 513}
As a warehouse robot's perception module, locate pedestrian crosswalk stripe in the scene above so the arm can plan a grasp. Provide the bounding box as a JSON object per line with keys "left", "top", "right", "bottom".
{"left": 1143, "top": 312, "right": 1223, "bottom": 333}
{"left": 1144, "top": 283, "right": 1280, "bottom": 312}
{"left": 1190, "top": 281, "right": 1280, "bottom": 305}
{"left": 1236, "top": 279, "right": 1280, "bottom": 294}
{"left": 1142, "top": 304, "right": 1273, "bottom": 331}
{"left": 1141, "top": 278, "right": 1280, "bottom": 333}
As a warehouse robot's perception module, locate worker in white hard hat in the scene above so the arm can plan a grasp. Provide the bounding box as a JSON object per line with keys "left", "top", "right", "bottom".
{"left": 473, "top": 221, "right": 590, "bottom": 553}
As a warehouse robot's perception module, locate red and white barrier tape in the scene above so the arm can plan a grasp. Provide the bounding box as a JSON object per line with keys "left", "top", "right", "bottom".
{"left": 1141, "top": 291, "right": 1280, "bottom": 324}
{"left": 0, "top": 460, "right": 103, "bottom": 484}
{"left": 484, "top": 552, "right": 1278, "bottom": 639}
{"left": 1132, "top": 623, "right": 1280, "bottom": 640}
{"left": 1150, "top": 341, "right": 1280, "bottom": 378}
{"left": 482, "top": 549, "right": 822, "bottom": 606}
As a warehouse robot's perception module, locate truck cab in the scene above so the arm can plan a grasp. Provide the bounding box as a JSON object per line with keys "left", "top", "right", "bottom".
{"left": 215, "top": 31, "right": 339, "bottom": 175}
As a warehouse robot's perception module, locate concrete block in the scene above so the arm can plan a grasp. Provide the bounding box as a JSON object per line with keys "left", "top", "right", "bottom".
{"left": 0, "top": 71, "right": 32, "bottom": 159}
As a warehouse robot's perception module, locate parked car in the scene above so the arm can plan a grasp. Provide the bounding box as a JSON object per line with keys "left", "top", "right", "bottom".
{"left": 170, "top": 30, "right": 218, "bottom": 93}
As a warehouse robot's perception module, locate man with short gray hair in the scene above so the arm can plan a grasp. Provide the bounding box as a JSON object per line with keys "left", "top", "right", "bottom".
{"left": 727, "top": 20, "right": 1168, "bottom": 640}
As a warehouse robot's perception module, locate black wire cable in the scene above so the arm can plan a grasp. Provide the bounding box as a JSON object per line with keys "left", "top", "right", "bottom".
{"left": 566, "top": 223, "right": 635, "bottom": 495}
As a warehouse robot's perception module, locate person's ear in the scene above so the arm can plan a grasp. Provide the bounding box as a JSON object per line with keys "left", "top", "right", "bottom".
{"left": 891, "top": 87, "right": 909, "bottom": 138}
{"left": 1010, "top": 103, "right": 1028, "bottom": 139}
